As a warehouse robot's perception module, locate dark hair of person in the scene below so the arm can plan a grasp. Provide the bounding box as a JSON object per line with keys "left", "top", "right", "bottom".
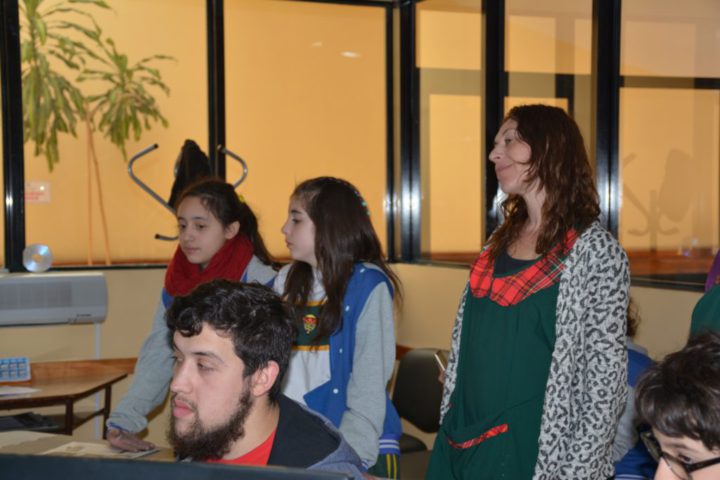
{"left": 636, "top": 330, "right": 720, "bottom": 451}
{"left": 175, "top": 177, "right": 276, "bottom": 268}
{"left": 283, "top": 177, "right": 401, "bottom": 340}
{"left": 627, "top": 296, "right": 640, "bottom": 339}
{"left": 166, "top": 280, "right": 296, "bottom": 402}
{"left": 487, "top": 104, "right": 601, "bottom": 258}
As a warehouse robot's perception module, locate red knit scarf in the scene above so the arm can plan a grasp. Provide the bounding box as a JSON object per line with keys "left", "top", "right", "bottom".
{"left": 165, "top": 233, "right": 254, "bottom": 297}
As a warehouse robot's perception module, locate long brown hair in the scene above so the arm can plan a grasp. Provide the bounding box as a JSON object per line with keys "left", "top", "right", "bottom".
{"left": 176, "top": 177, "right": 276, "bottom": 267}
{"left": 283, "top": 177, "right": 401, "bottom": 340}
{"left": 487, "top": 104, "right": 600, "bottom": 258}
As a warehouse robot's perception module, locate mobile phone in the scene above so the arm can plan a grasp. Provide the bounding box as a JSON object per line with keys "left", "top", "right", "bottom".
{"left": 434, "top": 350, "right": 449, "bottom": 372}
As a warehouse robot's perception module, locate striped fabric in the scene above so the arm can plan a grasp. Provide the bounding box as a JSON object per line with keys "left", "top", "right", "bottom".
{"left": 378, "top": 437, "right": 401, "bottom": 455}
{"left": 367, "top": 452, "right": 400, "bottom": 479}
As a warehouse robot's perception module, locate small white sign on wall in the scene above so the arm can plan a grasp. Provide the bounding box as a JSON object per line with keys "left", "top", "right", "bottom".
{"left": 25, "top": 181, "right": 51, "bottom": 204}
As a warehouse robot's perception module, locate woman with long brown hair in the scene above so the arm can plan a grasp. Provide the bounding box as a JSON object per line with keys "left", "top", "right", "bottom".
{"left": 427, "top": 105, "right": 630, "bottom": 479}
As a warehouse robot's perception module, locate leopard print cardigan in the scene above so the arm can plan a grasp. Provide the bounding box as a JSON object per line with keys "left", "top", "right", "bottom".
{"left": 439, "top": 222, "right": 629, "bottom": 479}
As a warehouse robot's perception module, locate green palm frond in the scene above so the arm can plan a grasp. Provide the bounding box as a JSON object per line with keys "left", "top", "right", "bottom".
{"left": 21, "top": 0, "right": 173, "bottom": 170}
{"left": 20, "top": 0, "right": 109, "bottom": 170}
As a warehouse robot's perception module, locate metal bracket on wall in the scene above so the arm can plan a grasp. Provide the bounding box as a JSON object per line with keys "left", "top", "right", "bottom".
{"left": 127, "top": 143, "right": 250, "bottom": 241}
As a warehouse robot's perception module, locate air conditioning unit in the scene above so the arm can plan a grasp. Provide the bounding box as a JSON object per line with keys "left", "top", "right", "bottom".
{"left": 0, "top": 272, "right": 107, "bottom": 327}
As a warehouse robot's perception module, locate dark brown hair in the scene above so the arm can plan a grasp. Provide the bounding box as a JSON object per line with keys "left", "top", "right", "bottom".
{"left": 166, "top": 280, "right": 295, "bottom": 402}
{"left": 636, "top": 331, "right": 720, "bottom": 451}
{"left": 176, "top": 177, "right": 276, "bottom": 268}
{"left": 626, "top": 296, "right": 640, "bottom": 339}
{"left": 283, "top": 177, "right": 401, "bottom": 340}
{"left": 487, "top": 104, "right": 600, "bottom": 258}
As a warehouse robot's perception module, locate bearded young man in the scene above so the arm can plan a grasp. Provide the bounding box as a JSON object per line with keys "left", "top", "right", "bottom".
{"left": 164, "top": 279, "right": 364, "bottom": 479}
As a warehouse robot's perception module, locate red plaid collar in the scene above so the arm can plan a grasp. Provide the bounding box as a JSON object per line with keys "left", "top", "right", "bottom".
{"left": 469, "top": 230, "right": 578, "bottom": 306}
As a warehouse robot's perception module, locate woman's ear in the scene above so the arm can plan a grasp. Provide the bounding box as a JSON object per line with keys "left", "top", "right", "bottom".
{"left": 250, "top": 361, "right": 280, "bottom": 398}
{"left": 225, "top": 220, "right": 240, "bottom": 239}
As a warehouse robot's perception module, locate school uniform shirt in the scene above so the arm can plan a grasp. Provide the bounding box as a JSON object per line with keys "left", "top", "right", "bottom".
{"left": 278, "top": 267, "right": 332, "bottom": 405}
{"left": 273, "top": 263, "right": 401, "bottom": 468}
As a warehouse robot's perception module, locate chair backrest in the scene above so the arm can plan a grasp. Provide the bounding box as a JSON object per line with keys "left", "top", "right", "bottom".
{"left": 391, "top": 348, "right": 444, "bottom": 433}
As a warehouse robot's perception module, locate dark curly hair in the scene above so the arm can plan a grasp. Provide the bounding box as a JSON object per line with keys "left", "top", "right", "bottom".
{"left": 487, "top": 104, "right": 600, "bottom": 258}
{"left": 166, "top": 279, "right": 296, "bottom": 402}
{"left": 636, "top": 330, "right": 720, "bottom": 451}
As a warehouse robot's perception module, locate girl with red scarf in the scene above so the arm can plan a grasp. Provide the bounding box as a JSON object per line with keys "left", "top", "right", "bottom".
{"left": 106, "top": 178, "right": 277, "bottom": 452}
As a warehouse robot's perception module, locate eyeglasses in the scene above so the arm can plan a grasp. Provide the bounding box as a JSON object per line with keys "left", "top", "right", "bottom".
{"left": 641, "top": 431, "right": 720, "bottom": 479}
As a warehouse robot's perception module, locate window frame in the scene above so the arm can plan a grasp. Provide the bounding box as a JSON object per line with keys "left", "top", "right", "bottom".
{"left": 2, "top": 0, "right": 718, "bottom": 291}
{"left": 0, "top": 0, "right": 397, "bottom": 271}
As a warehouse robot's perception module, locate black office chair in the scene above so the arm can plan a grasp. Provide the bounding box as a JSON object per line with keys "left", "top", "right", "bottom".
{"left": 392, "top": 348, "right": 445, "bottom": 479}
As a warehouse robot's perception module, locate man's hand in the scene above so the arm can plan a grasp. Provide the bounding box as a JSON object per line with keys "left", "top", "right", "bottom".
{"left": 107, "top": 428, "right": 156, "bottom": 452}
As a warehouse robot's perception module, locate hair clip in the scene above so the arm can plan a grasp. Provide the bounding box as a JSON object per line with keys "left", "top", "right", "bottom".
{"left": 361, "top": 200, "right": 370, "bottom": 216}
{"left": 355, "top": 191, "right": 370, "bottom": 216}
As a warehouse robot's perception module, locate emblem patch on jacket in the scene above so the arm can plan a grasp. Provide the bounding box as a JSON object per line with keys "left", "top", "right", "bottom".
{"left": 303, "top": 314, "right": 318, "bottom": 334}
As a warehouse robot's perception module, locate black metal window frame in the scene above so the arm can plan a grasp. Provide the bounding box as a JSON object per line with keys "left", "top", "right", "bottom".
{"left": 0, "top": 0, "right": 398, "bottom": 271}
{"left": 0, "top": 0, "right": 25, "bottom": 273}
{"left": 2, "top": 0, "right": 718, "bottom": 291}
{"left": 399, "top": 0, "right": 718, "bottom": 291}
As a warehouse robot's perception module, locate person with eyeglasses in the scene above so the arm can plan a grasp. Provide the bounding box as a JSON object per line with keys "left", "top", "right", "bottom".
{"left": 635, "top": 330, "right": 720, "bottom": 480}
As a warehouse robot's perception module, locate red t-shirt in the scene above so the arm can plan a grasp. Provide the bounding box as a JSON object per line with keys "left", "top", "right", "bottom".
{"left": 207, "top": 429, "right": 277, "bottom": 466}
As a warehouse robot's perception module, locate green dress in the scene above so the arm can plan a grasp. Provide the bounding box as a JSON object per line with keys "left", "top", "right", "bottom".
{"left": 426, "top": 251, "right": 562, "bottom": 480}
{"left": 690, "top": 284, "right": 720, "bottom": 336}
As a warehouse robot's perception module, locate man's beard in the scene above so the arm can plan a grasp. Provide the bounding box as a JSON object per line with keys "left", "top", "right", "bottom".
{"left": 167, "top": 388, "right": 254, "bottom": 461}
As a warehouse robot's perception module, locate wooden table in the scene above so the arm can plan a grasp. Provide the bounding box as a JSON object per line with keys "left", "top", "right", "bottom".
{"left": 0, "top": 430, "right": 174, "bottom": 460}
{"left": 0, "top": 360, "right": 132, "bottom": 438}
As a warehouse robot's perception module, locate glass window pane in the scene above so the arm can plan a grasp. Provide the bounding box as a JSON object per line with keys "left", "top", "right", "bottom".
{"left": 417, "top": 0, "right": 483, "bottom": 263}
{"left": 620, "top": 88, "right": 720, "bottom": 276}
{"left": 621, "top": 0, "right": 720, "bottom": 78}
{"left": 507, "top": 0, "right": 592, "bottom": 75}
{"left": 224, "top": 0, "right": 388, "bottom": 259}
{"left": 22, "top": 0, "right": 208, "bottom": 266}
{"left": 506, "top": 0, "right": 594, "bottom": 145}
{"left": 620, "top": 0, "right": 720, "bottom": 279}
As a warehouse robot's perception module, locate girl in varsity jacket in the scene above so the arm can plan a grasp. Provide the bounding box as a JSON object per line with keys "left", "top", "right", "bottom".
{"left": 275, "top": 176, "right": 402, "bottom": 479}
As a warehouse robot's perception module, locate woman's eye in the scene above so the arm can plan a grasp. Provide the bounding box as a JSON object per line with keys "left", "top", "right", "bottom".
{"left": 197, "top": 362, "right": 212, "bottom": 371}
